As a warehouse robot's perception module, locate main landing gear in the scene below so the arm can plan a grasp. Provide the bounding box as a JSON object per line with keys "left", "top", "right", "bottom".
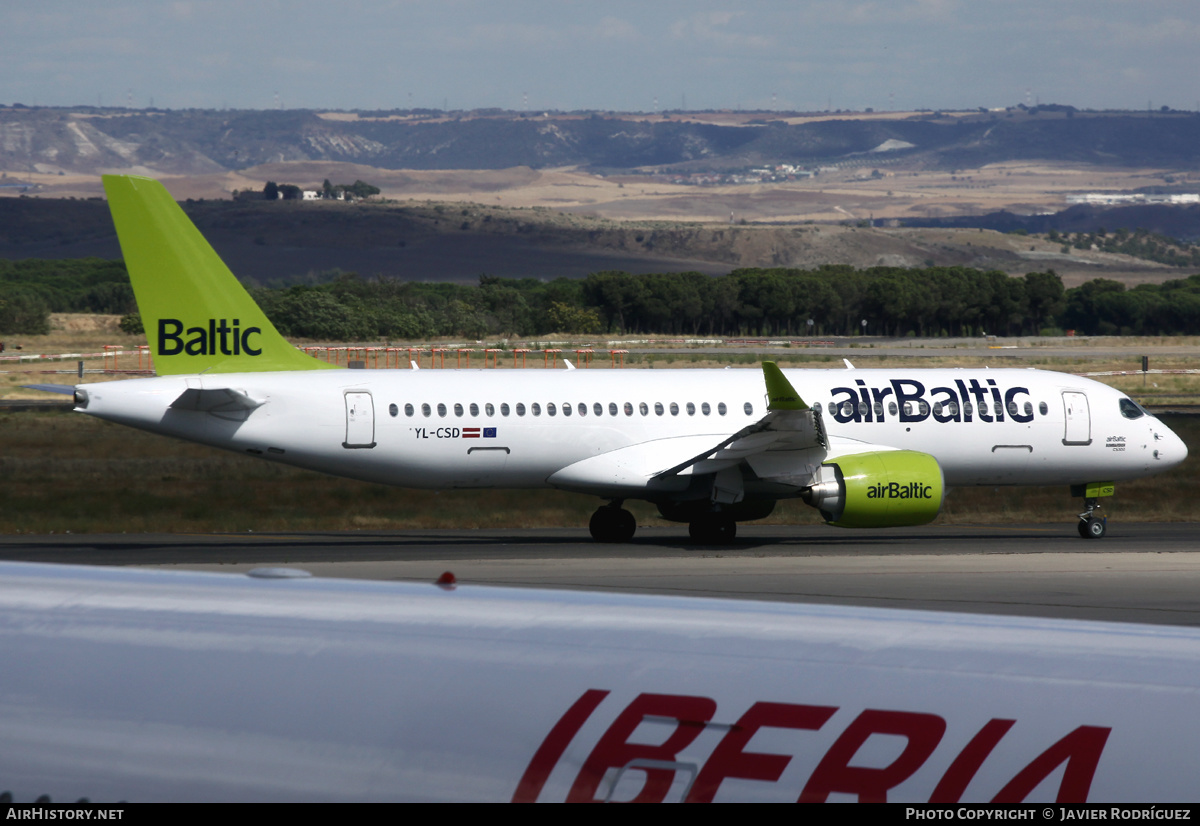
{"left": 589, "top": 502, "right": 636, "bottom": 543}
{"left": 688, "top": 514, "right": 737, "bottom": 545}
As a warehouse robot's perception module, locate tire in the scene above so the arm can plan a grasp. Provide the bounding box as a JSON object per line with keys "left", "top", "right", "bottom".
{"left": 1086, "top": 517, "right": 1107, "bottom": 539}
{"left": 590, "top": 507, "right": 636, "bottom": 543}
{"left": 589, "top": 509, "right": 614, "bottom": 542}
{"left": 688, "top": 517, "right": 737, "bottom": 545}
{"left": 612, "top": 508, "right": 636, "bottom": 543}
{"left": 713, "top": 518, "right": 736, "bottom": 543}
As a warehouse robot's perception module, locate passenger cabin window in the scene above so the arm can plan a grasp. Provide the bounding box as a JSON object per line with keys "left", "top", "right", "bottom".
{"left": 547, "top": 403, "right": 557, "bottom": 416}
{"left": 437, "top": 403, "right": 447, "bottom": 417}
{"left": 639, "top": 402, "right": 649, "bottom": 416}
{"left": 609, "top": 403, "right": 618, "bottom": 416}
{"left": 500, "top": 403, "right": 510, "bottom": 416}
{"left": 702, "top": 402, "right": 711, "bottom": 416}
{"left": 485, "top": 403, "right": 495, "bottom": 416}
{"left": 581, "top": 403, "right": 590, "bottom": 417}
{"left": 670, "top": 402, "right": 679, "bottom": 416}
{"left": 888, "top": 402, "right": 898, "bottom": 416}
{"left": 404, "top": 403, "right": 414, "bottom": 417}
{"left": 389, "top": 403, "right": 399, "bottom": 417}
{"left": 469, "top": 403, "right": 479, "bottom": 416}
{"left": 1119, "top": 398, "right": 1145, "bottom": 420}
{"left": 1038, "top": 401, "right": 1048, "bottom": 416}
{"left": 454, "top": 403, "right": 464, "bottom": 417}
{"left": 745, "top": 402, "right": 754, "bottom": 416}
{"left": 687, "top": 402, "right": 696, "bottom": 416}
{"left": 654, "top": 402, "right": 664, "bottom": 416}
{"left": 532, "top": 403, "right": 542, "bottom": 416}
{"left": 624, "top": 402, "right": 634, "bottom": 416}
{"left": 422, "top": 403, "right": 432, "bottom": 417}
{"left": 718, "top": 403, "right": 728, "bottom": 416}
{"left": 515, "top": 403, "right": 526, "bottom": 416}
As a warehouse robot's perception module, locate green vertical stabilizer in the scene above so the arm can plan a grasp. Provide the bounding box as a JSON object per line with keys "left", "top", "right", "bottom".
{"left": 103, "top": 175, "right": 334, "bottom": 375}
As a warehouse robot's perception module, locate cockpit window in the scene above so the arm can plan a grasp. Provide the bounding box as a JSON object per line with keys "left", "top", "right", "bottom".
{"left": 1119, "top": 398, "right": 1145, "bottom": 420}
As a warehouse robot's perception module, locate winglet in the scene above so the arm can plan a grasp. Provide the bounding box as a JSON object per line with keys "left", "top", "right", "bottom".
{"left": 103, "top": 175, "right": 334, "bottom": 375}
{"left": 762, "top": 362, "right": 808, "bottom": 411}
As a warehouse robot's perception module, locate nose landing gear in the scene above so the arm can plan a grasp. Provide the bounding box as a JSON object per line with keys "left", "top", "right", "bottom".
{"left": 1078, "top": 504, "right": 1107, "bottom": 539}
{"left": 1073, "top": 482, "right": 1114, "bottom": 539}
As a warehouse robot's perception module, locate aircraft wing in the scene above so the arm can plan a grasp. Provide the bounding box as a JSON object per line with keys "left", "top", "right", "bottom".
{"left": 655, "top": 361, "right": 826, "bottom": 479}
{"left": 549, "top": 363, "right": 829, "bottom": 494}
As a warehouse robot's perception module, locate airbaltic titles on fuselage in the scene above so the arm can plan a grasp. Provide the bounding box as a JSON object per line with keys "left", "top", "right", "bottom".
{"left": 829, "top": 378, "right": 1034, "bottom": 425}
{"left": 159, "top": 318, "right": 262, "bottom": 357}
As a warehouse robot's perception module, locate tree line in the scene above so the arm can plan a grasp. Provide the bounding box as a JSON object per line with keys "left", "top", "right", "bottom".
{"left": 4, "top": 256, "right": 1200, "bottom": 339}
{"left": 1043, "top": 227, "right": 1200, "bottom": 268}
{"left": 0, "top": 257, "right": 134, "bottom": 335}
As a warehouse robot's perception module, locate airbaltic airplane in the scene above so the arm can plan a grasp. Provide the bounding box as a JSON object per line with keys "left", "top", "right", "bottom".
{"left": 66, "top": 176, "right": 1187, "bottom": 543}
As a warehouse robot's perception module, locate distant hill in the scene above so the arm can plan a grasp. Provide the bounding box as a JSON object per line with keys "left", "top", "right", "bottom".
{"left": 0, "top": 196, "right": 1183, "bottom": 288}
{"left": 905, "top": 204, "right": 1200, "bottom": 242}
{"left": 3, "top": 106, "right": 1200, "bottom": 176}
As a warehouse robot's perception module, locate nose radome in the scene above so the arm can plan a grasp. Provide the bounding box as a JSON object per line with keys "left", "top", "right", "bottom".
{"left": 1156, "top": 426, "right": 1189, "bottom": 468}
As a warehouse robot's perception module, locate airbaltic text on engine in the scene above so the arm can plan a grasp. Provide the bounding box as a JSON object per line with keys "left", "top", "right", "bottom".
{"left": 158, "top": 318, "right": 262, "bottom": 357}
{"left": 830, "top": 378, "right": 1033, "bottom": 423}
{"left": 867, "top": 482, "right": 934, "bottom": 500}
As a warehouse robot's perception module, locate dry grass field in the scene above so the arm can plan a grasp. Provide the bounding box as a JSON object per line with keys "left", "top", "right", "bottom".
{"left": 14, "top": 159, "right": 1180, "bottom": 225}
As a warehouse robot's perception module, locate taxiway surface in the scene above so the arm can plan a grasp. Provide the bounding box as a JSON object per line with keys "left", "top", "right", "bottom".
{"left": 3, "top": 523, "right": 1200, "bottom": 626}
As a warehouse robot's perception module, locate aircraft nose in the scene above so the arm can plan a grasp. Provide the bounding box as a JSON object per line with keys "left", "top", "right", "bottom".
{"left": 1153, "top": 423, "right": 1189, "bottom": 469}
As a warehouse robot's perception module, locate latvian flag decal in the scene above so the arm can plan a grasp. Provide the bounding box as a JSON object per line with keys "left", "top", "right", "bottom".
{"left": 463, "top": 428, "right": 481, "bottom": 438}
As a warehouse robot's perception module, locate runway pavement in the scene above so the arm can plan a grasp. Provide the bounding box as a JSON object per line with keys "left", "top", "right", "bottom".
{"left": 3, "top": 522, "right": 1200, "bottom": 626}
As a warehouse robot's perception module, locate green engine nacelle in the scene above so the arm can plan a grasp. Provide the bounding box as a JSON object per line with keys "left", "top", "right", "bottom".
{"left": 806, "top": 450, "right": 945, "bottom": 528}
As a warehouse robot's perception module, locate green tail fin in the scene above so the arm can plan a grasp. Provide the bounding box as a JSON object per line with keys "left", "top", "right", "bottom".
{"left": 103, "top": 175, "right": 334, "bottom": 375}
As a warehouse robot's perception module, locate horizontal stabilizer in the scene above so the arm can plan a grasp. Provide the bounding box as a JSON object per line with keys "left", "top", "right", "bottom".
{"left": 170, "top": 387, "right": 262, "bottom": 413}
{"left": 21, "top": 384, "right": 76, "bottom": 395}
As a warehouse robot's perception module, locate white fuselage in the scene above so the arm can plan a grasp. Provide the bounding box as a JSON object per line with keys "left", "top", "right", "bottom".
{"left": 77, "top": 367, "right": 1187, "bottom": 497}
